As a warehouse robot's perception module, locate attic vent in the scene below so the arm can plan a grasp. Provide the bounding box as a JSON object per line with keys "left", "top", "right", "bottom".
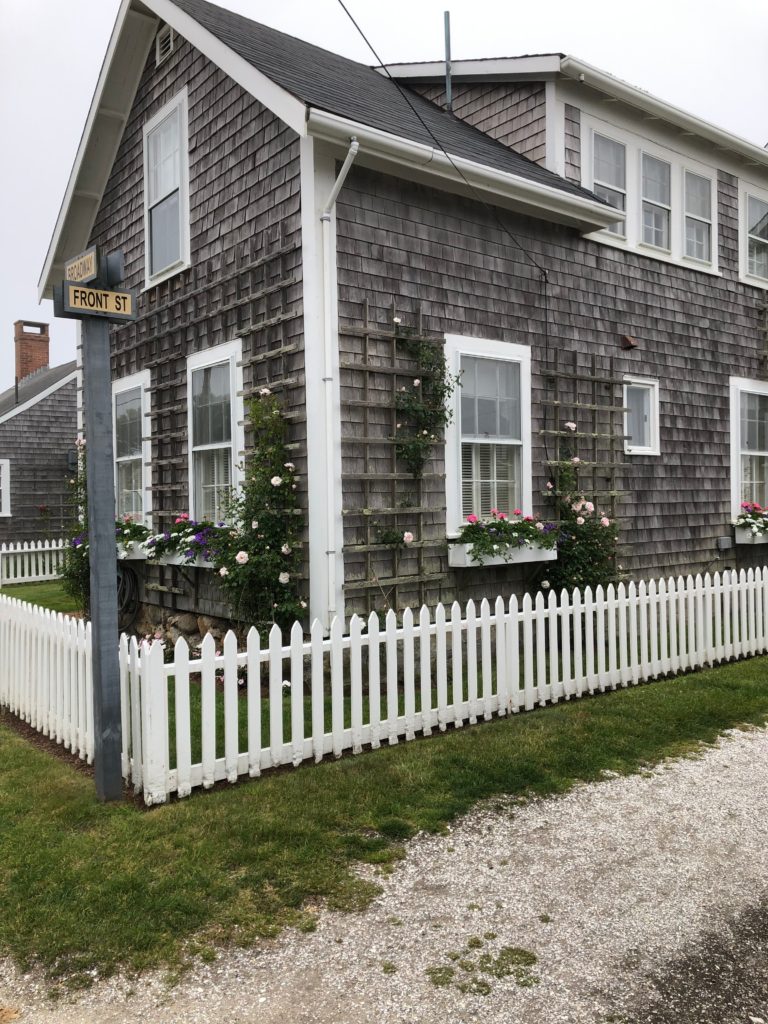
{"left": 155, "top": 24, "right": 174, "bottom": 66}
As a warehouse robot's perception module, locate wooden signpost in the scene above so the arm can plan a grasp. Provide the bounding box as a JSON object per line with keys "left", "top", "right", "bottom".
{"left": 54, "top": 247, "right": 136, "bottom": 802}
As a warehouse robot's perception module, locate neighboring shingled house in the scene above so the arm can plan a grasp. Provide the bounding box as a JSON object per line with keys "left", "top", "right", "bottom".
{"left": 0, "top": 322, "right": 77, "bottom": 544}
{"left": 38, "top": 0, "right": 768, "bottom": 631}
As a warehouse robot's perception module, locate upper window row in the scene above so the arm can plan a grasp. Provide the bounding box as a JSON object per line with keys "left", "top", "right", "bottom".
{"left": 587, "top": 125, "right": 718, "bottom": 269}
{"left": 587, "top": 119, "right": 768, "bottom": 288}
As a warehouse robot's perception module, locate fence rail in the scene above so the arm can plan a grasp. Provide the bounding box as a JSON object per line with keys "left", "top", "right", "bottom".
{"left": 0, "top": 539, "right": 66, "bottom": 586}
{"left": 2, "top": 568, "right": 768, "bottom": 805}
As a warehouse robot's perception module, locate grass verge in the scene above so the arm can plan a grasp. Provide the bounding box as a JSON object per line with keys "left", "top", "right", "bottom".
{"left": 0, "top": 580, "right": 79, "bottom": 615}
{"left": 3, "top": 656, "right": 768, "bottom": 988}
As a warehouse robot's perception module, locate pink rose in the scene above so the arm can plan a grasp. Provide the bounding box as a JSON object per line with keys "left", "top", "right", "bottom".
{"left": 535, "top": 522, "right": 545, "bottom": 531}
{"left": 572, "top": 457, "right": 581, "bottom": 465}
{"left": 498, "top": 512, "right": 507, "bottom": 520}
{"left": 235, "top": 551, "right": 249, "bottom": 565}
{"left": 576, "top": 516, "right": 585, "bottom": 525}
{"left": 600, "top": 517, "right": 611, "bottom": 527}
{"left": 513, "top": 508, "right": 522, "bottom": 516}
{"left": 403, "top": 531, "right": 414, "bottom": 544}
{"left": 466, "top": 514, "right": 478, "bottom": 524}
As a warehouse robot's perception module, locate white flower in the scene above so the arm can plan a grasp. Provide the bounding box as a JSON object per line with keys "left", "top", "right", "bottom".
{"left": 403, "top": 531, "right": 414, "bottom": 544}
{"left": 259, "top": 387, "right": 272, "bottom": 396}
{"left": 546, "top": 481, "right": 553, "bottom": 490}
{"left": 600, "top": 517, "right": 611, "bottom": 527}
{"left": 300, "top": 600, "right": 307, "bottom": 609}
{"left": 413, "top": 378, "right": 421, "bottom": 386}
{"left": 535, "top": 521, "right": 545, "bottom": 531}
{"left": 752, "top": 525, "right": 759, "bottom": 535}
{"left": 69, "top": 478, "right": 75, "bottom": 485}
{"left": 584, "top": 501, "right": 595, "bottom": 513}
{"left": 278, "top": 572, "right": 290, "bottom": 584}
{"left": 564, "top": 421, "right": 577, "bottom": 432}
{"left": 219, "top": 566, "right": 229, "bottom": 577}
{"left": 270, "top": 476, "right": 283, "bottom": 487}
{"left": 541, "top": 580, "right": 550, "bottom": 589}
{"left": 281, "top": 543, "right": 291, "bottom": 555}
{"left": 422, "top": 429, "right": 428, "bottom": 436}
{"left": 396, "top": 423, "right": 401, "bottom": 429}
{"left": 576, "top": 516, "right": 585, "bottom": 525}
{"left": 251, "top": 520, "right": 258, "bottom": 530}
{"left": 393, "top": 316, "right": 402, "bottom": 325}
{"left": 283, "top": 462, "right": 295, "bottom": 470}
{"left": 572, "top": 456, "right": 581, "bottom": 465}
{"left": 235, "top": 551, "right": 249, "bottom": 565}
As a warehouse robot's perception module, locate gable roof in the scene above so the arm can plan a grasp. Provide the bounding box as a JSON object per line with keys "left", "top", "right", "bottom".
{"left": 167, "top": 0, "right": 595, "bottom": 201}
{"left": 39, "top": 0, "right": 616, "bottom": 299}
{"left": 0, "top": 362, "right": 78, "bottom": 427}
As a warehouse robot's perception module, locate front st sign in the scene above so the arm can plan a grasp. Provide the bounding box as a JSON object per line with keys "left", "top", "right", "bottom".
{"left": 62, "top": 282, "right": 135, "bottom": 321}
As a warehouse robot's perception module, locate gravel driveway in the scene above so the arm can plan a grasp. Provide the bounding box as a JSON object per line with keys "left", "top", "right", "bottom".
{"left": 3, "top": 726, "right": 768, "bottom": 1023}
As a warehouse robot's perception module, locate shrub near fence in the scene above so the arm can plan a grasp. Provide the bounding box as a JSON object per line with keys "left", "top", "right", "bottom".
{"left": 2, "top": 568, "right": 768, "bottom": 806}
{"left": 0, "top": 539, "right": 66, "bottom": 586}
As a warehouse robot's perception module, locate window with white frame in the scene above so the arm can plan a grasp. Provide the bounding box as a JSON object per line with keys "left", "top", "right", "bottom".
{"left": 143, "top": 89, "right": 190, "bottom": 285}
{"left": 583, "top": 115, "right": 717, "bottom": 270}
{"left": 187, "top": 341, "right": 243, "bottom": 523}
{"left": 623, "top": 377, "right": 660, "bottom": 456}
{"left": 743, "top": 186, "right": 768, "bottom": 285}
{"left": 113, "top": 371, "right": 151, "bottom": 522}
{"left": 0, "top": 460, "right": 10, "bottom": 517}
{"left": 730, "top": 377, "right": 768, "bottom": 514}
{"left": 445, "top": 336, "right": 531, "bottom": 534}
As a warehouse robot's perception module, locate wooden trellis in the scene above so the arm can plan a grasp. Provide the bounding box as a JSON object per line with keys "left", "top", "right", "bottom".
{"left": 338, "top": 302, "right": 450, "bottom": 616}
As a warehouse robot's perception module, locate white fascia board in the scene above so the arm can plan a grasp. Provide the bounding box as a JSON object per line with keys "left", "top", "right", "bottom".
{"left": 38, "top": 1, "right": 157, "bottom": 301}
{"left": 380, "top": 55, "right": 562, "bottom": 83}
{"left": 560, "top": 56, "right": 768, "bottom": 171}
{"left": 145, "top": 0, "right": 306, "bottom": 135}
{"left": 307, "top": 108, "right": 618, "bottom": 233}
{"left": 0, "top": 371, "right": 79, "bottom": 428}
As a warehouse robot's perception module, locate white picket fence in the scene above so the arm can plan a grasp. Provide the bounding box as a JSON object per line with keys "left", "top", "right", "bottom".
{"left": 3, "top": 568, "right": 768, "bottom": 805}
{"left": 0, "top": 539, "right": 67, "bottom": 586}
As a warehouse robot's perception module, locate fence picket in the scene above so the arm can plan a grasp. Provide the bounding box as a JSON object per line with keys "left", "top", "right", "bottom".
{"left": 247, "top": 627, "right": 263, "bottom": 776}
{"left": 200, "top": 633, "right": 217, "bottom": 787}
{"left": 419, "top": 605, "right": 433, "bottom": 735}
{"left": 174, "top": 637, "right": 192, "bottom": 799}
{"left": 480, "top": 599, "right": 493, "bottom": 720}
{"left": 466, "top": 600, "right": 478, "bottom": 723}
{"left": 403, "top": 608, "right": 416, "bottom": 741}
{"left": 368, "top": 612, "right": 382, "bottom": 746}
{"left": 224, "top": 631, "right": 239, "bottom": 782}
{"left": 435, "top": 603, "right": 448, "bottom": 730}
{"left": 349, "top": 616, "right": 363, "bottom": 755}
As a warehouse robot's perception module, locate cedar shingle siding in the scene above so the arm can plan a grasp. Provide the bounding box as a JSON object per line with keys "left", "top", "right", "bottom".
{"left": 0, "top": 379, "right": 76, "bottom": 543}
{"left": 86, "top": 36, "right": 304, "bottom": 619}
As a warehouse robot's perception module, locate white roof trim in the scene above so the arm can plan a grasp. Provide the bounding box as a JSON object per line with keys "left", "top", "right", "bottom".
{"left": 38, "top": 0, "right": 307, "bottom": 301}
{"left": 381, "top": 55, "right": 562, "bottom": 83}
{"left": 559, "top": 56, "right": 768, "bottom": 170}
{"left": 307, "top": 108, "right": 618, "bottom": 233}
{"left": 0, "top": 370, "right": 79, "bottom": 428}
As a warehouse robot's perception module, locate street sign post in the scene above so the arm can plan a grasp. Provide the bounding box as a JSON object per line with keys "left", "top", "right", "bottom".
{"left": 53, "top": 250, "right": 136, "bottom": 803}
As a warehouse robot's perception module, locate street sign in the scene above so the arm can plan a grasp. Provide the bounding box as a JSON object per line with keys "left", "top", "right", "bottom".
{"left": 62, "top": 282, "right": 136, "bottom": 321}
{"left": 64, "top": 245, "right": 100, "bottom": 284}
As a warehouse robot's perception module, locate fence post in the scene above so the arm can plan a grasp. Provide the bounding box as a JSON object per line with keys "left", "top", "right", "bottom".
{"left": 141, "top": 640, "right": 169, "bottom": 805}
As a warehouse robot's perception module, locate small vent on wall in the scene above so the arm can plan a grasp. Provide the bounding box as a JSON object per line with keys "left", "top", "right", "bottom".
{"left": 156, "top": 24, "right": 174, "bottom": 66}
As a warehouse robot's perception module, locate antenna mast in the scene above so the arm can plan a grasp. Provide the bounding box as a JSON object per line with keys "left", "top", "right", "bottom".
{"left": 444, "top": 11, "right": 452, "bottom": 112}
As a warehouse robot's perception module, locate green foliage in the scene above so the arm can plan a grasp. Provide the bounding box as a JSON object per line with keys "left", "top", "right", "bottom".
{"left": 60, "top": 440, "right": 90, "bottom": 616}
{"left": 454, "top": 510, "right": 558, "bottom": 564}
{"left": 394, "top": 333, "right": 458, "bottom": 477}
{"left": 211, "top": 392, "right": 305, "bottom": 630}
{"left": 542, "top": 439, "right": 619, "bottom": 592}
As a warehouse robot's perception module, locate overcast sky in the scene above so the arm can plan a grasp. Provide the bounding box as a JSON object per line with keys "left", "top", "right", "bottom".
{"left": 0, "top": 0, "right": 766, "bottom": 393}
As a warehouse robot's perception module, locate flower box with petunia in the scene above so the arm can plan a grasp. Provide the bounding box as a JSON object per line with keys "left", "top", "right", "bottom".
{"left": 735, "top": 501, "right": 768, "bottom": 543}
{"left": 448, "top": 509, "right": 559, "bottom": 568}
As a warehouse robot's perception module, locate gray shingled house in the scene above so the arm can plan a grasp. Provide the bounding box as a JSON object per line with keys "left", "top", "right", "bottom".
{"left": 38, "top": 0, "right": 768, "bottom": 631}
{"left": 0, "top": 322, "right": 77, "bottom": 545}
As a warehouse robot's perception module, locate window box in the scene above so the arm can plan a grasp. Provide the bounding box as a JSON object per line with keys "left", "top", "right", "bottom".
{"left": 734, "top": 526, "right": 768, "bottom": 545}
{"left": 117, "top": 544, "right": 214, "bottom": 568}
{"left": 448, "top": 543, "right": 557, "bottom": 568}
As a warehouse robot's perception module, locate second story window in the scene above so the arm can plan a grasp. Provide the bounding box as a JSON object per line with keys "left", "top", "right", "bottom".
{"left": 641, "top": 154, "right": 671, "bottom": 251}
{"left": 747, "top": 194, "right": 768, "bottom": 281}
{"left": 584, "top": 116, "right": 717, "bottom": 272}
{"left": 143, "top": 89, "right": 190, "bottom": 285}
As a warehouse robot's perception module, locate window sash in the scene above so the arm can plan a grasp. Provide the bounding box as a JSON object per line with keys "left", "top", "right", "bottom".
{"left": 593, "top": 134, "right": 626, "bottom": 236}
{"left": 114, "top": 387, "right": 142, "bottom": 459}
{"left": 193, "top": 447, "right": 232, "bottom": 523}
{"left": 189, "top": 355, "right": 236, "bottom": 522}
{"left": 684, "top": 171, "right": 712, "bottom": 262}
{"left": 625, "top": 385, "right": 651, "bottom": 448}
{"left": 0, "top": 460, "right": 9, "bottom": 516}
{"left": 116, "top": 458, "right": 144, "bottom": 519}
{"left": 461, "top": 442, "right": 522, "bottom": 519}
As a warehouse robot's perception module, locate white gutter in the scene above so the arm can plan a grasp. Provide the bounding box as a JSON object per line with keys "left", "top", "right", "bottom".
{"left": 559, "top": 56, "right": 768, "bottom": 169}
{"left": 307, "top": 108, "right": 619, "bottom": 232}
{"left": 320, "top": 137, "right": 359, "bottom": 621}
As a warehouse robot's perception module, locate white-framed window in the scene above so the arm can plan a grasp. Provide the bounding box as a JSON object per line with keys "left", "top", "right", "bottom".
{"left": 730, "top": 376, "right": 768, "bottom": 516}
{"left": 0, "top": 460, "right": 10, "bottom": 517}
{"left": 741, "top": 183, "right": 768, "bottom": 288}
{"left": 143, "top": 88, "right": 190, "bottom": 287}
{"left": 445, "top": 335, "right": 531, "bottom": 536}
{"left": 113, "top": 370, "right": 151, "bottom": 523}
{"left": 623, "top": 376, "right": 660, "bottom": 456}
{"left": 187, "top": 340, "right": 244, "bottom": 523}
{"left": 582, "top": 114, "right": 718, "bottom": 271}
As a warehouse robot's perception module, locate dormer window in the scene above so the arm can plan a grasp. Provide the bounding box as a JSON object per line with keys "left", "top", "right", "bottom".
{"left": 584, "top": 115, "right": 718, "bottom": 272}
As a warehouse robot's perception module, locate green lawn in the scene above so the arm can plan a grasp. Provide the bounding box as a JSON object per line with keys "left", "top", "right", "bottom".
{"left": 3, "top": 656, "right": 768, "bottom": 989}
{"left": 0, "top": 579, "right": 79, "bottom": 615}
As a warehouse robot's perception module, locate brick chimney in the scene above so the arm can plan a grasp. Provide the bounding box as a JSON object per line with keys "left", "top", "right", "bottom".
{"left": 14, "top": 320, "right": 50, "bottom": 383}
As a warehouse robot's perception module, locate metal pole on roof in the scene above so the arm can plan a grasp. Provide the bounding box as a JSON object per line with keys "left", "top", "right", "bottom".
{"left": 444, "top": 11, "right": 452, "bottom": 112}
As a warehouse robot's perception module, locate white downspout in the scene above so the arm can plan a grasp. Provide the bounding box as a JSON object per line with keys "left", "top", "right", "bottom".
{"left": 320, "top": 136, "right": 359, "bottom": 623}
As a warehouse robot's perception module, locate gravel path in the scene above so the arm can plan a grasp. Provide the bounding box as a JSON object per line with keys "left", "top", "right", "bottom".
{"left": 3, "top": 726, "right": 768, "bottom": 1023}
